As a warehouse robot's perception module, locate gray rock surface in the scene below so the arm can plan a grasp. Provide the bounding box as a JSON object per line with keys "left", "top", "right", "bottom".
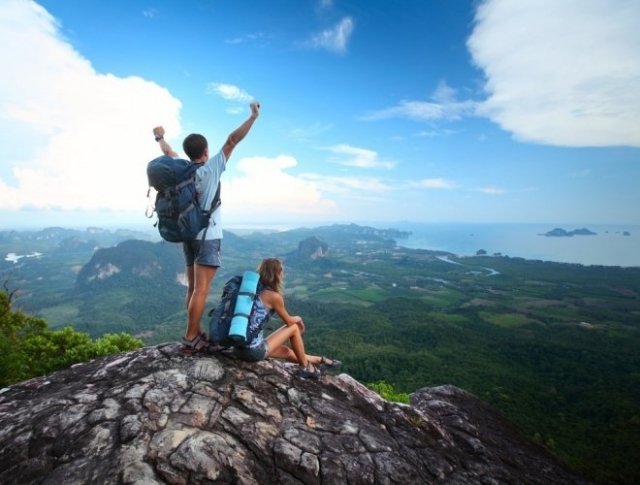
{"left": 0, "top": 344, "right": 589, "bottom": 484}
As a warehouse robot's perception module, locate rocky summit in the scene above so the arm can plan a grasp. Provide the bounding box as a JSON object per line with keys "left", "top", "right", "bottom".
{"left": 0, "top": 344, "right": 588, "bottom": 484}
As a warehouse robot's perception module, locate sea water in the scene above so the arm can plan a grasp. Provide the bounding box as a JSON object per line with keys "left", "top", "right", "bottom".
{"left": 382, "top": 223, "right": 640, "bottom": 268}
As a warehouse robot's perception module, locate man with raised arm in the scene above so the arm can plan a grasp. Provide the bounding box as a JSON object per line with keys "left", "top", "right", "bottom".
{"left": 152, "top": 101, "right": 260, "bottom": 353}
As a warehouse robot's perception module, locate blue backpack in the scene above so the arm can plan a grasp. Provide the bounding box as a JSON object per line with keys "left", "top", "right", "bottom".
{"left": 209, "top": 272, "right": 270, "bottom": 347}
{"left": 146, "top": 155, "right": 221, "bottom": 243}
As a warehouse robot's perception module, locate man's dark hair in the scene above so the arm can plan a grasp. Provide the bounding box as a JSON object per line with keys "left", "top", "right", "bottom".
{"left": 183, "top": 133, "right": 208, "bottom": 161}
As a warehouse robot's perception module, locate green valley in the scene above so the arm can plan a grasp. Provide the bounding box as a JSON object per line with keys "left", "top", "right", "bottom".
{"left": 1, "top": 224, "right": 639, "bottom": 483}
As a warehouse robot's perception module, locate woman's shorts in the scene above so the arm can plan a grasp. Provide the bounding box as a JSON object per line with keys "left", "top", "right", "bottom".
{"left": 234, "top": 341, "right": 268, "bottom": 362}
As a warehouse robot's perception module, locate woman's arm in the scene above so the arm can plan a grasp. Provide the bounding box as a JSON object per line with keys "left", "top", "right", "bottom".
{"left": 262, "top": 290, "right": 304, "bottom": 332}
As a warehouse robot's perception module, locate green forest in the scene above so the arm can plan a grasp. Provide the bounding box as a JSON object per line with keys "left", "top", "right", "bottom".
{"left": 0, "top": 289, "right": 142, "bottom": 387}
{"left": 1, "top": 225, "right": 639, "bottom": 484}
{"left": 295, "top": 295, "right": 639, "bottom": 484}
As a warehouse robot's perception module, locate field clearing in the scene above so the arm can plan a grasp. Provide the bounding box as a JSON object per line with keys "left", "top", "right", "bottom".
{"left": 348, "top": 287, "right": 388, "bottom": 303}
{"left": 480, "top": 311, "right": 540, "bottom": 328}
{"left": 462, "top": 298, "right": 498, "bottom": 308}
{"left": 419, "top": 288, "right": 468, "bottom": 307}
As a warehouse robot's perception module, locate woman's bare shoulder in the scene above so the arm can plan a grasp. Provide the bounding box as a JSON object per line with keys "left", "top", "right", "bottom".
{"left": 260, "top": 288, "right": 282, "bottom": 306}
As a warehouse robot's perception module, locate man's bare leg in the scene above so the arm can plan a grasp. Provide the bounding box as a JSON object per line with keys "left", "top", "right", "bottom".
{"left": 185, "top": 265, "right": 195, "bottom": 310}
{"left": 185, "top": 264, "right": 217, "bottom": 341}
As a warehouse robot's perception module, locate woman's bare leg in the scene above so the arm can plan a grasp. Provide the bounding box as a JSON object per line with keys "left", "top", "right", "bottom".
{"left": 268, "top": 344, "right": 297, "bottom": 362}
{"left": 266, "top": 325, "right": 324, "bottom": 367}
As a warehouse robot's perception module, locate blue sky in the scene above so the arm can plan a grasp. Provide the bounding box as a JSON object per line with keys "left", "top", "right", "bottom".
{"left": 1, "top": 0, "right": 639, "bottom": 229}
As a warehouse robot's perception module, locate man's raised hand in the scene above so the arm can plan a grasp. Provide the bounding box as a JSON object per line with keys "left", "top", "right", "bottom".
{"left": 250, "top": 101, "right": 260, "bottom": 119}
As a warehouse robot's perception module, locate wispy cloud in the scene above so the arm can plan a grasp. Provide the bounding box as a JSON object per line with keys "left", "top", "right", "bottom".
{"left": 225, "top": 32, "right": 269, "bottom": 46}
{"left": 468, "top": 0, "right": 640, "bottom": 147}
{"left": 415, "top": 128, "right": 457, "bottom": 138}
{"left": 301, "top": 173, "right": 393, "bottom": 194}
{"left": 361, "top": 81, "right": 477, "bottom": 122}
{"left": 476, "top": 187, "right": 505, "bottom": 195}
{"left": 321, "top": 144, "right": 396, "bottom": 169}
{"left": 411, "top": 178, "right": 457, "bottom": 190}
{"left": 307, "top": 17, "right": 354, "bottom": 54}
{"left": 142, "top": 8, "right": 157, "bottom": 18}
{"left": 207, "top": 83, "right": 253, "bottom": 102}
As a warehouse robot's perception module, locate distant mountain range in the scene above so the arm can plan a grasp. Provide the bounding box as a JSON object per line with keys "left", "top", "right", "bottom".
{"left": 0, "top": 226, "right": 155, "bottom": 247}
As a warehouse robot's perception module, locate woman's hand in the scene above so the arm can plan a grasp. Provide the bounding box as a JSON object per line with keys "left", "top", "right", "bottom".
{"left": 292, "top": 316, "right": 305, "bottom": 334}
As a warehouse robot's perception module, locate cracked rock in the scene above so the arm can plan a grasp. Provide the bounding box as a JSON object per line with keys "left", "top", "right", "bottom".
{"left": 0, "top": 344, "right": 590, "bottom": 484}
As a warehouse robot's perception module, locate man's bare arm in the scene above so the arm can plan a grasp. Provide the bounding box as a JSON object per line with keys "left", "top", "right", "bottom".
{"left": 222, "top": 102, "right": 260, "bottom": 160}
{"left": 152, "top": 126, "right": 179, "bottom": 158}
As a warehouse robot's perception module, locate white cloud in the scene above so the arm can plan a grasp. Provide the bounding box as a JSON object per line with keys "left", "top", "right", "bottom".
{"left": 224, "top": 162, "right": 462, "bottom": 222}
{"left": 468, "top": 0, "right": 640, "bottom": 147}
{"left": 361, "top": 81, "right": 477, "bottom": 122}
{"left": 293, "top": 172, "right": 406, "bottom": 223}
{"left": 300, "top": 173, "right": 393, "bottom": 194}
{"left": 0, "top": 0, "right": 182, "bottom": 212}
{"left": 411, "top": 178, "right": 456, "bottom": 190}
{"left": 476, "top": 187, "right": 505, "bottom": 195}
{"left": 415, "top": 129, "right": 457, "bottom": 138}
{"left": 307, "top": 17, "right": 354, "bottom": 54}
{"left": 207, "top": 83, "right": 253, "bottom": 102}
{"left": 321, "top": 144, "right": 396, "bottom": 169}
{"left": 225, "top": 32, "right": 268, "bottom": 45}
{"left": 224, "top": 155, "right": 337, "bottom": 218}
{"left": 225, "top": 37, "right": 244, "bottom": 45}
{"left": 302, "top": 173, "right": 456, "bottom": 194}
{"left": 142, "top": 8, "right": 157, "bottom": 19}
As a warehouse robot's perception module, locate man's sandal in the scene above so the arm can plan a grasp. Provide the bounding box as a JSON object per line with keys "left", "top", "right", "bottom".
{"left": 319, "top": 356, "right": 342, "bottom": 372}
{"left": 180, "top": 333, "right": 209, "bottom": 355}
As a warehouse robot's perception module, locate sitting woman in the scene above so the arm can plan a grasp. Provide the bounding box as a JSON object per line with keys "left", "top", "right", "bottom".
{"left": 234, "top": 257, "right": 340, "bottom": 379}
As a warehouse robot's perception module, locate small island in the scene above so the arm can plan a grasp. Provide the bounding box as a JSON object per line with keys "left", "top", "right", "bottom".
{"left": 542, "top": 227, "right": 597, "bottom": 237}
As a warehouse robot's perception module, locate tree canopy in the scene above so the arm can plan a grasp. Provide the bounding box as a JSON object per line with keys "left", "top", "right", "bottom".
{"left": 0, "top": 288, "right": 142, "bottom": 387}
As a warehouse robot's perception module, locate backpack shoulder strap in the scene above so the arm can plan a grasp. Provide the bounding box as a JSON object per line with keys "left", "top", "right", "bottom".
{"left": 206, "top": 181, "right": 222, "bottom": 215}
